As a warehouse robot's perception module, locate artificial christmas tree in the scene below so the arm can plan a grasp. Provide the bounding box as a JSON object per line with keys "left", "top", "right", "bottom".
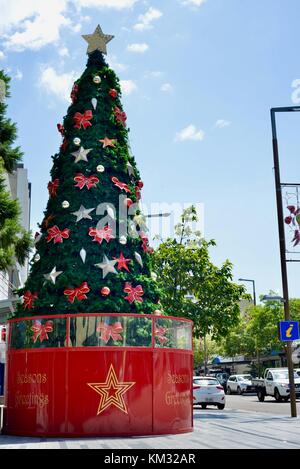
{"left": 4, "top": 26, "right": 193, "bottom": 437}
{"left": 16, "top": 27, "right": 159, "bottom": 318}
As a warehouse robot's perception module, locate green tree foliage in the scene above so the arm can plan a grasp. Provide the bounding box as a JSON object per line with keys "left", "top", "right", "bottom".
{"left": 15, "top": 51, "right": 159, "bottom": 317}
{"left": 222, "top": 293, "right": 300, "bottom": 359}
{"left": 153, "top": 206, "right": 246, "bottom": 340}
{"left": 0, "top": 70, "right": 32, "bottom": 271}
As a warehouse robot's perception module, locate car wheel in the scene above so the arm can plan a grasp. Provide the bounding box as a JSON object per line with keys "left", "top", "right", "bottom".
{"left": 201, "top": 404, "right": 207, "bottom": 409}
{"left": 274, "top": 388, "right": 282, "bottom": 402}
{"left": 227, "top": 387, "right": 231, "bottom": 395}
{"left": 237, "top": 386, "right": 243, "bottom": 395}
{"left": 217, "top": 404, "right": 225, "bottom": 410}
{"left": 257, "top": 388, "right": 265, "bottom": 402}
{"left": 283, "top": 397, "right": 289, "bottom": 402}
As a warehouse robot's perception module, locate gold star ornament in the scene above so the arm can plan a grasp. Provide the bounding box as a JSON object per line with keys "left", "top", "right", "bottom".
{"left": 87, "top": 364, "right": 135, "bottom": 415}
{"left": 82, "top": 25, "right": 114, "bottom": 55}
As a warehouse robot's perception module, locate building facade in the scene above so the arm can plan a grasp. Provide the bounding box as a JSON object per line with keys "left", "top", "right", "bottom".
{"left": 0, "top": 164, "right": 31, "bottom": 324}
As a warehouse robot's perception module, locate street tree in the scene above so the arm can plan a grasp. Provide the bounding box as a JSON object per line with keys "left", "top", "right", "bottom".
{"left": 0, "top": 71, "right": 32, "bottom": 271}
{"left": 153, "top": 206, "right": 246, "bottom": 341}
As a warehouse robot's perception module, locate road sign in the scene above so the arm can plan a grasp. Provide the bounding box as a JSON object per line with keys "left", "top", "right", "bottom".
{"left": 279, "top": 321, "right": 300, "bottom": 342}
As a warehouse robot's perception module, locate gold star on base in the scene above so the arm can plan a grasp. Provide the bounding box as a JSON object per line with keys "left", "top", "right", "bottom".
{"left": 87, "top": 364, "right": 135, "bottom": 415}
{"left": 82, "top": 25, "right": 114, "bottom": 55}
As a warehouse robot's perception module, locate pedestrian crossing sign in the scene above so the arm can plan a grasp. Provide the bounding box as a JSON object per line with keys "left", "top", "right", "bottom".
{"left": 279, "top": 321, "right": 300, "bottom": 342}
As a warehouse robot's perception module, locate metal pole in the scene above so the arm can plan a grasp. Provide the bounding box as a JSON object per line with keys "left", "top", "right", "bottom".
{"left": 251, "top": 280, "right": 257, "bottom": 306}
{"left": 271, "top": 109, "right": 297, "bottom": 418}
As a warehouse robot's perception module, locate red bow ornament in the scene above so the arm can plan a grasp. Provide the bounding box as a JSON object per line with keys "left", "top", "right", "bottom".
{"left": 57, "top": 123, "right": 65, "bottom": 136}
{"left": 140, "top": 232, "right": 154, "bottom": 253}
{"left": 64, "top": 282, "right": 90, "bottom": 303}
{"left": 73, "top": 110, "right": 93, "bottom": 129}
{"left": 111, "top": 176, "right": 130, "bottom": 193}
{"left": 154, "top": 325, "right": 168, "bottom": 345}
{"left": 31, "top": 320, "right": 53, "bottom": 344}
{"left": 113, "top": 107, "right": 127, "bottom": 126}
{"left": 48, "top": 179, "right": 59, "bottom": 197}
{"left": 97, "top": 322, "right": 123, "bottom": 344}
{"left": 74, "top": 173, "right": 99, "bottom": 190}
{"left": 88, "top": 225, "right": 114, "bottom": 244}
{"left": 71, "top": 83, "right": 79, "bottom": 103}
{"left": 23, "top": 291, "right": 38, "bottom": 310}
{"left": 46, "top": 225, "right": 70, "bottom": 244}
{"left": 60, "top": 137, "right": 68, "bottom": 153}
{"left": 124, "top": 282, "right": 144, "bottom": 303}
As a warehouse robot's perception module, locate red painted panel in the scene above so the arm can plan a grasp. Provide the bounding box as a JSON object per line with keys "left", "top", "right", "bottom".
{"left": 5, "top": 350, "right": 67, "bottom": 435}
{"left": 66, "top": 349, "right": 153, "bottom": 435}
{"left": 153, "top": 351, "right": 193, "bottom": 434}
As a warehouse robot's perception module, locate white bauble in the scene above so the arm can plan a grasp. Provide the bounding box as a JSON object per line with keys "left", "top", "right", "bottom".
{"left": 73, "top": 137, "right": 81, "bottom": 146}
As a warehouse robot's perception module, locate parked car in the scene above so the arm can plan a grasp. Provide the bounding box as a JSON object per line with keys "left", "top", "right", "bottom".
{"left": 193, "top": 376, "right": 226, "bottom": 410}
{"left": 215, "top": 372, "right": 229, "bottom": 393}
{"left": 252, "top": 368, "right": 300, "bottom": 402}
{"left": 226, "top": 374, "right": 255, "bottom": 395}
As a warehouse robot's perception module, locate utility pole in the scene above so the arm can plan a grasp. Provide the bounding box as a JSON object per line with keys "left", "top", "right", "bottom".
{"left": 271, "top": 107, "right": 298, "bottom": 418}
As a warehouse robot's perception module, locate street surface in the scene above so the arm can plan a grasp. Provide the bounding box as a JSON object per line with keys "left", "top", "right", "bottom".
{"left": 225, "top": 393, "right": 300, "bottom": 416}
{"left": 1, "top": 397, "right": 300, "bottom": 449}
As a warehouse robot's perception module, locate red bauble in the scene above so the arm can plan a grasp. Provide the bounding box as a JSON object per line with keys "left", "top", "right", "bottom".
{"left": 137, "top": 180, "right": 144, "bottom": 189}
{"left": 109, "top": 89, "right": 118, "bottom": 98}
{"left": 124, "top": 197, "right": 133, "bottom": 207}
{"left": 101, "top": 287, "right": 111, "bottom": 296}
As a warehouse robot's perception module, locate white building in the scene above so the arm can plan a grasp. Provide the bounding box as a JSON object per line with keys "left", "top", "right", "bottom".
{"left": 0, "top": 164, "right": 31, "bottom": 323}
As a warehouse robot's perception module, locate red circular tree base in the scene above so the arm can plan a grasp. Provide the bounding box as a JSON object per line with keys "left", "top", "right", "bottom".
{"left": 3, "top": 313, "right": 193, "bottom": 437}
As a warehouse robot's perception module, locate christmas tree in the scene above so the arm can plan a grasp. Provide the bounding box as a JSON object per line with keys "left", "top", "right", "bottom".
{"left": 16, "top": 25, "right": 160, "bottom": 317}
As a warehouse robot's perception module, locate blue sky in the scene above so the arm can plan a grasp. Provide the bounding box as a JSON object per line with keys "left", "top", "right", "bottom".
{"left": 1, "top": 0, "right": 300, "bottom": 300}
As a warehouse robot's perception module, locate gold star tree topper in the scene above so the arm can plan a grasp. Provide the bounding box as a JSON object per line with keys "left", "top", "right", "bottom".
{"left": 82, "top": 25, "right": 114, "bottom": 55}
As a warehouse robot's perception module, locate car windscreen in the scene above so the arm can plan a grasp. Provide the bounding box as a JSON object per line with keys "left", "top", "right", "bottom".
{"left": 194, "top": 379, "right": 218, "bottom": 386}
{"left": 239, "top": 376, "right": 252, "bottom": 381}
{"left": 273, "top": 371, "right": 299, "bottom": 380}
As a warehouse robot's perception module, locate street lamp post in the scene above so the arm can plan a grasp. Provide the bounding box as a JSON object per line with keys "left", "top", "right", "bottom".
{"left": 238, "top": 278, "right": 256, "bottom": 306}
{"left": 271, "top": 106, "right": 298, "bottom": 418}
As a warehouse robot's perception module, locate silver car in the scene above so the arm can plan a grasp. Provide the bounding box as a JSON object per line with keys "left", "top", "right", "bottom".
{"left": 227, "top": 374, "right": 255, "bottom": 395}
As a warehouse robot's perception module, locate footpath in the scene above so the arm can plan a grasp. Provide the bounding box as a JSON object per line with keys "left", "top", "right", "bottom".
{"left": 0, "top": 409, "right": 299, "bottom": 449}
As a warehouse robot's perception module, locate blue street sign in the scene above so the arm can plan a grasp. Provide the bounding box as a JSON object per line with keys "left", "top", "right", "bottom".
{"left": 279, "top": 321, "right": 300, "bottom": 342}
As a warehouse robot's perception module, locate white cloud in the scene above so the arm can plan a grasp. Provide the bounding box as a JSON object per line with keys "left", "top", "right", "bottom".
{"left": 59, "top": 46, "right": 69, "bottom": 57}
{"left": 0, "top": 51, "right": 5, "bottom": 60}
{"left": 160, "top": 83, "right": 173, "bottom": 92}
{"left": 1, "top": 0, "right": 70, "bottom": 51}
{"left": 120, "top": 80, "right": 137, "bottom": 95}
{"left": 144, "top": 70, "right": 163, "bottom": 78}
{"left": 134, "top": 7, "right": 162, "bottom": 31}
{"left": 14, "top": 69, "right": 23, "bottom": 80}
{"left": 215, "top": 119, "right": 231, "bottom": 128}
{"left": 0, "top": 0, "right": 137, "bottom": 53}
{"left": 39, "top": 66, "right": 78, "bottom": 102}
{"left": 107, "top": 54, "right": 128, "bottom": 72}
{"left": 181, "top": 0, "right": 206, "bottom": 6}
{"left": 74, "top": 0, "right": 138, "bottom": 9}
{"left": 175, "top": 125, "right": 205, "bottom": 142}
{"left": 127, "top": 43, "right": 149, "bottom": 53}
